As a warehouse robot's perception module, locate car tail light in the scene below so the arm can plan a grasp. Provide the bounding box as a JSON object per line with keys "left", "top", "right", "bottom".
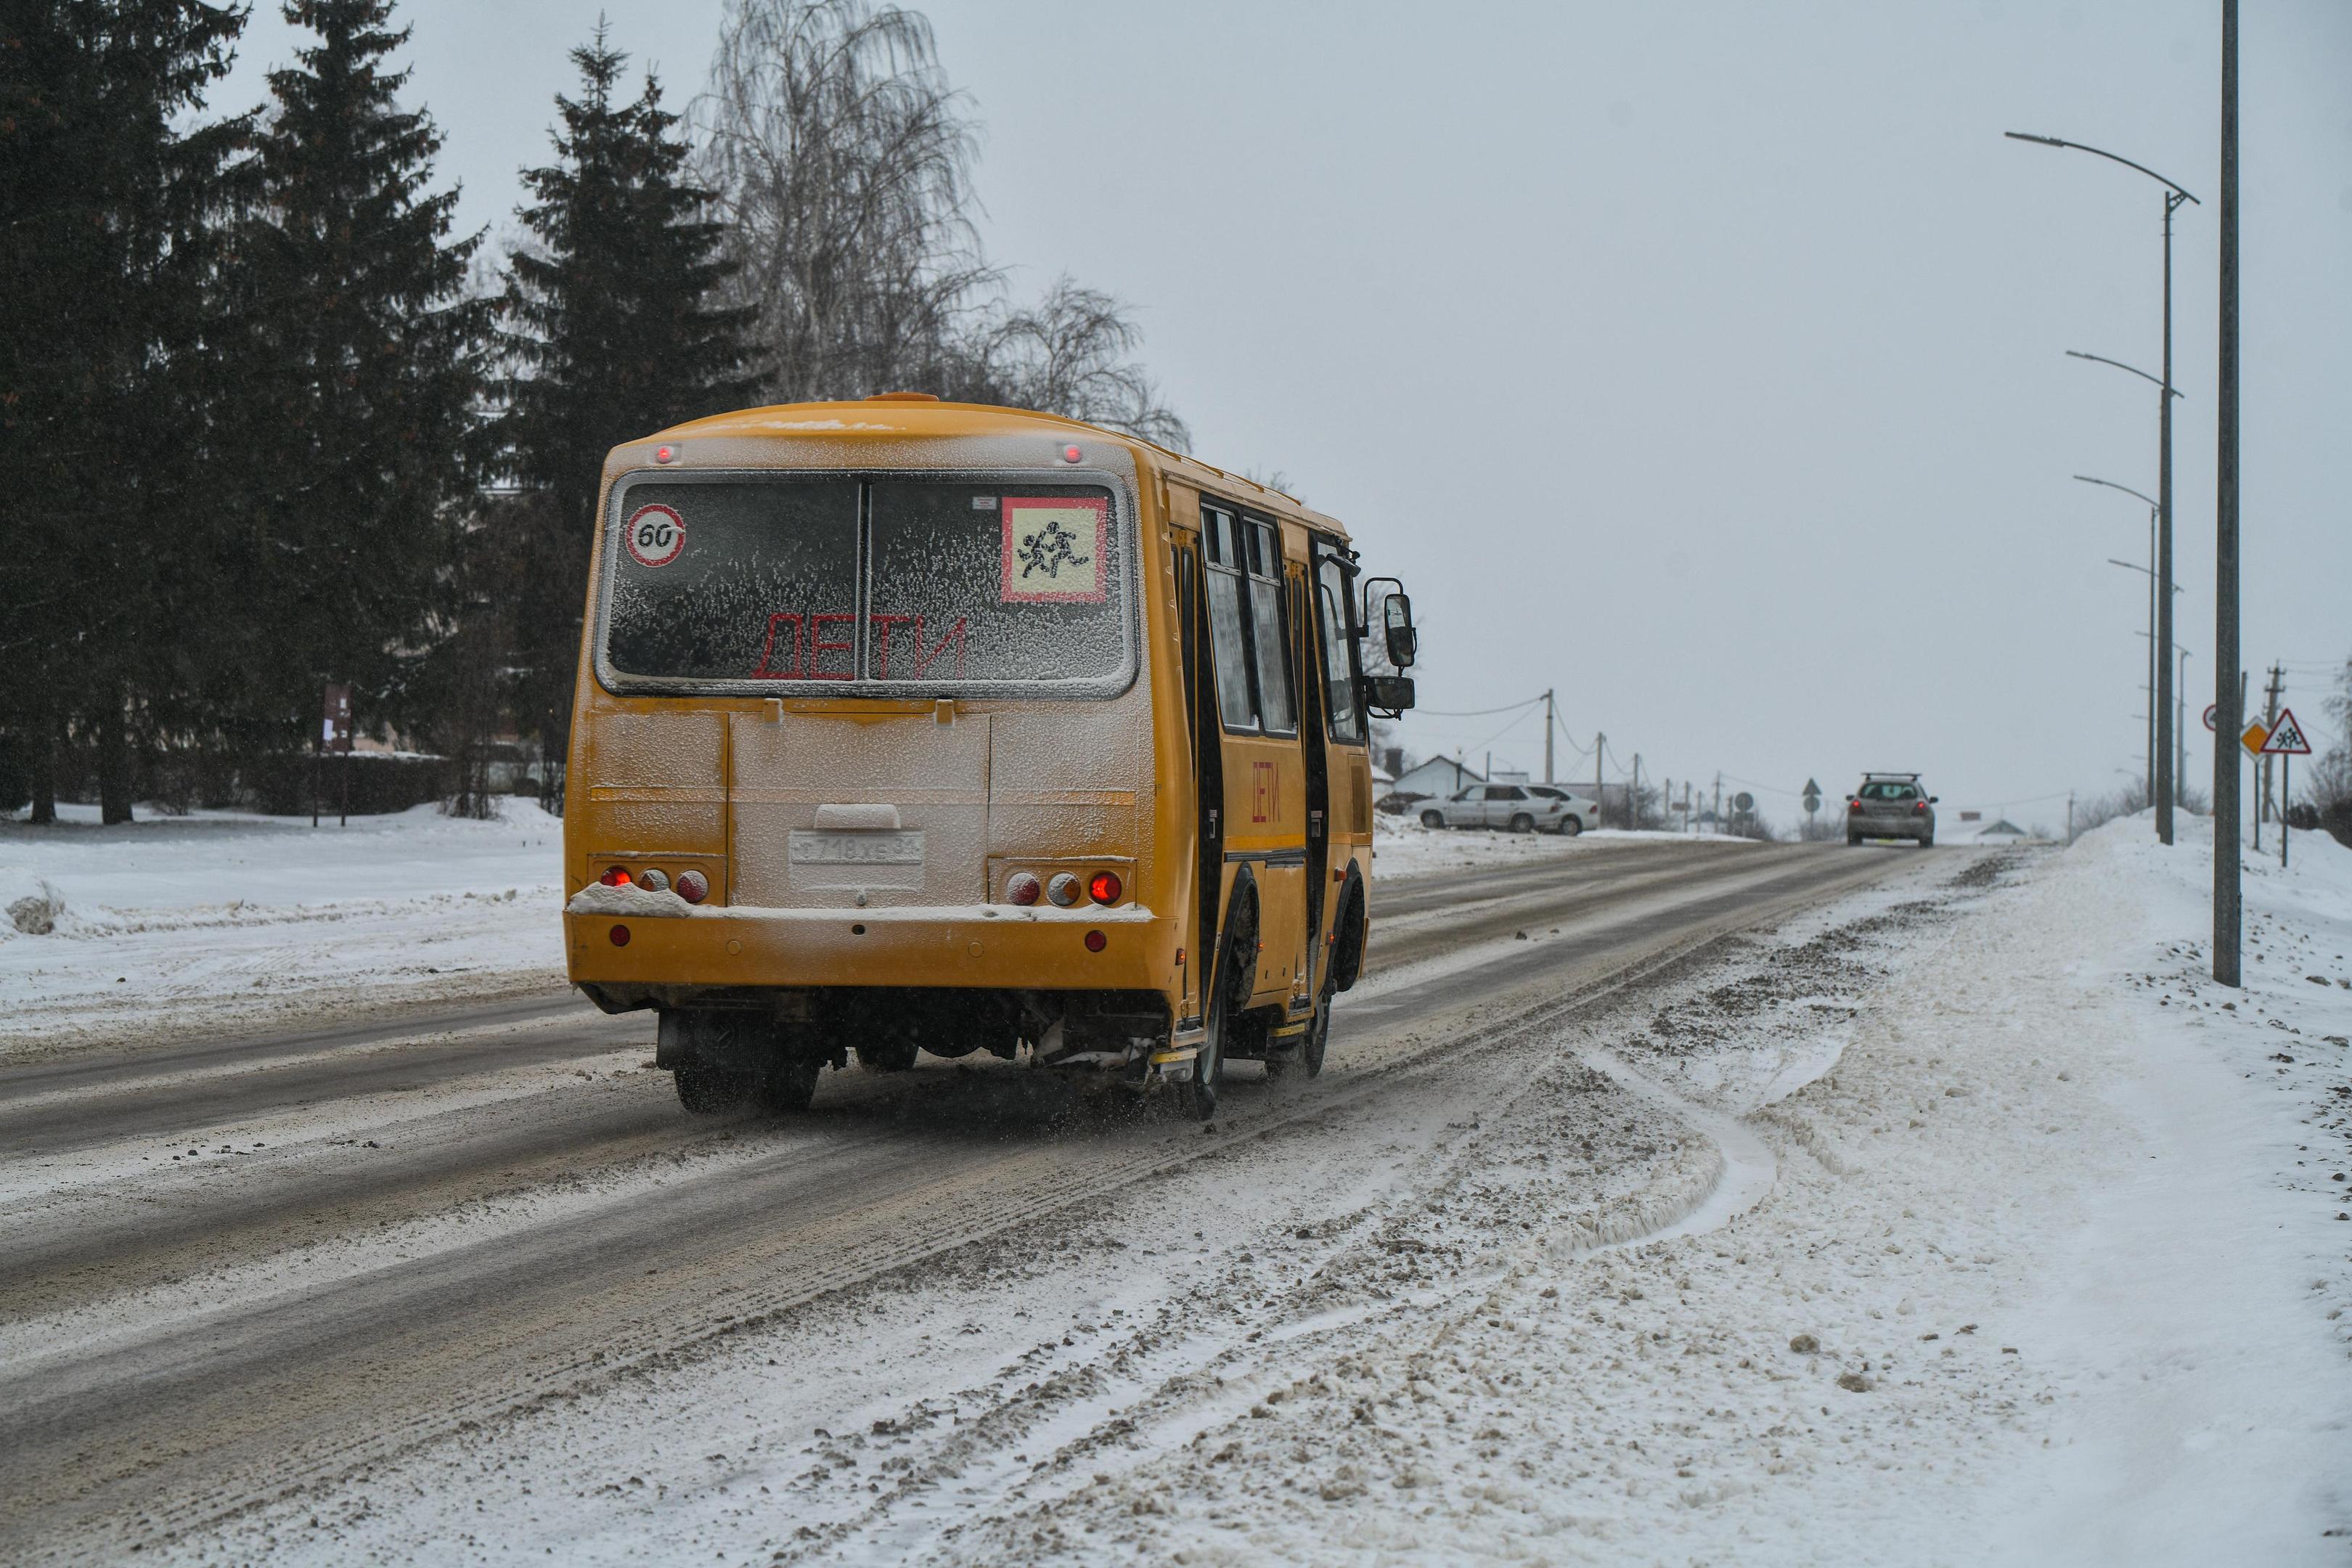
{"left": 1006, "top": 870, "right": 1042, "bottom": 907}
{"left": 599, "top": 865, "right": 632, "bottom": 886}
{"left": 637, "top": 867, "right": 671, "bottom": 893}
{"left": 1087, "top": 870, "right": 1123, "bottom": 906}
{"left": 609, "top": 924, "right": 630, "bottom": 946}
{"left": 1847, "top": 800, "right": 1863, "bottom": 814}
{"left": 674, "top": 869, "right": 708, "bottom": 904}
{"left": 1084, "top": 929, "right": 1106, "bottom": 952}
{"left": 1914, "top": 800, "right": 1930, "bottom": 814}
{"left": 1047, "top": 872, "right": 1081, "bottom": 907}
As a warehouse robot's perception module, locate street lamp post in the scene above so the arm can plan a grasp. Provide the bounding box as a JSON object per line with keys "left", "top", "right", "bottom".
{"left": 2078, "top": 474, "right": 2163, "bottom": 803}
{"left": 2060, "top": 350, "right": 2182, "bottom": 809}
{"left": 2008, "top": 131, "right": 2198, "bottom": 846}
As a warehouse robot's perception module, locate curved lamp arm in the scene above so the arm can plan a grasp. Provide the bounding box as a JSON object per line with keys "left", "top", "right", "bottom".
{"left": 2004, "top": 131, "right": 2200, "bottom": 204}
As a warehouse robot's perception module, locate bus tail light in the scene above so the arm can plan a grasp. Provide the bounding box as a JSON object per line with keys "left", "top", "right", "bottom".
{"left": 637, "top": 867, "right": 670, "bottom": 893}
{"left": 1087, "top": 870, "right": 1122, "bottom": 906}
{"left": 1084, "top": 930, "right": 1106, "bottom": 952}
{"left": 610, "top": 924, "right": 631, "bottom": 946}
{"left": 674, "top": 869, "right": 709, "bottom": 904}
{"left": 1005, "top": 871, "right": 1042, "bottom": 907}
{"left": 1047, "top": 873, "right": 1081, "bottom": 907}
{"left": 600, "top": 865, "right": 632, "bottom": 887}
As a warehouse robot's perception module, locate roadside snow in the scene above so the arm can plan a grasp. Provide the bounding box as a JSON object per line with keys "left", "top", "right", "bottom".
{"left": 0, "top": 802, "right": 565, "bottom": 1061}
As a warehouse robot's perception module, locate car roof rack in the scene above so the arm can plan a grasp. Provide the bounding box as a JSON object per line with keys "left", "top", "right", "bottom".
{"left": 1861, "top": 772, "right": 1922, "bottom": 781}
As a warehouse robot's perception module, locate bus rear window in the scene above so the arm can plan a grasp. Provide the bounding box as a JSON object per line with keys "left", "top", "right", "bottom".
{"left": 598, "top": 475, "right": 1128, "bottom": 691}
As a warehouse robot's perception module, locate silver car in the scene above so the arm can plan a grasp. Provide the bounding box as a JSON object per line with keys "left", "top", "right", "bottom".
{"left": 1420, "top": 783, "right": 1597, "bottom": 835}
{"left": 1846, "top": 773, "right": 1937, "bottom": 846}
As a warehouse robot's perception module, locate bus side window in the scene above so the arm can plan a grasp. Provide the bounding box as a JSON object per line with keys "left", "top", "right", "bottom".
{"left": 1201, "top": 507, "right": 1258, "bottom": 730}
{"left": 1315, "top": 550, "right": 1365, "bottom": 746}
{"left": 1244, "top": 520, "right": 1296, "bottom": 735}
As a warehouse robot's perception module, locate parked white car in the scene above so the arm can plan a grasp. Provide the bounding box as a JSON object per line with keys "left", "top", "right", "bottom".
{"left": 1418, "top": 783, "right": 1598, "bottom": 835}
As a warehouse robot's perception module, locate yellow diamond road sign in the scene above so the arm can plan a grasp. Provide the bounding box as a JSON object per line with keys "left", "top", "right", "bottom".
{"left": 2240, "top": 721, "right": 2269, "bottom": 756}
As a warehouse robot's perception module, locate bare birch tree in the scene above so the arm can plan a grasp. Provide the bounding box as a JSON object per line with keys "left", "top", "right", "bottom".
{"left": 695, "top": 0, "right": 989, "bottom": 399}
{"left": 695, "top": 1, "right": 1189, "bottom": 448}
{"left": 950, "top": 277, "right": 1191, "bottom": 449}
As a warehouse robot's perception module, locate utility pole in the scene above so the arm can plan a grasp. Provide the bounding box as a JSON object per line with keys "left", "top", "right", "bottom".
{"left": 1543, "top": 690, "right": 1556, "bottom": 784}
{"left": 1594, "top": 734, "right": 1604, "bottom": 822}
{"left": 2213, "top": 0, "right": 2242, "bottom": 987}
{"left": 1631, "top": 754, "right": 1642, "bottom": 829}
{"left": 1713, "top": 773, "right": 1723, "bottom": 836}
{"left": 2067, "top": 791, "right": 2075, "bottom": 845}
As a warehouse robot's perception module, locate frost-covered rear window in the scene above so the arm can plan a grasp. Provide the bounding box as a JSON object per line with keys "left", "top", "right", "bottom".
{"left": 868, "top": 482, "right": 1125, "bottom": 685}
{"left": 605, "top": 478, "right": 859, "bottom": 680}
{"left": 597, "top": 474, "right": 1130, "bottom": 693}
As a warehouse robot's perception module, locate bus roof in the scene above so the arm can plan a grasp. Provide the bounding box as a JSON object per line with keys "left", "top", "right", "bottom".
{"left": 621, "top": 396, "right": 1353, "bottom": 544}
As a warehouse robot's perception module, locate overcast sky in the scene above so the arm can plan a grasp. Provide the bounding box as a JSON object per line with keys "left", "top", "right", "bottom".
{"left": 217, "top": 1, "right": 2352, "bottom": 832}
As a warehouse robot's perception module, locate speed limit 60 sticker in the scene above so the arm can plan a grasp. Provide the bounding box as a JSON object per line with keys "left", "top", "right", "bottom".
{"left": 624, "top": 504, "right": 686, "bottom": 568}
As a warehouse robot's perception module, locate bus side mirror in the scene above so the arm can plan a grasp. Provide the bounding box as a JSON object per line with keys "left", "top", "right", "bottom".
{"left": 1363, "top": 674, "right": 1416, "bottom": 716}
{"left": 1362, "top": 577, "right": 1417, "bottom": 670}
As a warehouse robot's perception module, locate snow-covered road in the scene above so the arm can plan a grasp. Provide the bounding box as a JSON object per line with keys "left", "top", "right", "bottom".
{"left": 2, "top": 818, "right": 2347, "bottom": 1564}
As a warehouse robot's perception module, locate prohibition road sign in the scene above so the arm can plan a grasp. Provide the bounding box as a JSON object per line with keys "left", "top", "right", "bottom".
{"left": 2202, "top": 703, "right": 2218, "bottom": 733}
{"left": 625, "top": 504, "right": 687, "bottom": 568}
{"left": 1732, "top": 791, "right": 1755, "bottom": 812}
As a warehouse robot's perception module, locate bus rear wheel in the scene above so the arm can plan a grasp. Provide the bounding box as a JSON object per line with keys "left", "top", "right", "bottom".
{"left": 674, "top": 1064, "right": 755, "bottom": 1115}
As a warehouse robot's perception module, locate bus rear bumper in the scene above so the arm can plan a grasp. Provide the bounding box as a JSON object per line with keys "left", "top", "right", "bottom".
{"left": 565, "top": 902, "right": 1173, "bottom": 995}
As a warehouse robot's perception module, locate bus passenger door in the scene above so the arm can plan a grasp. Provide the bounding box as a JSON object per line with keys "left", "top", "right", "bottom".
{"left": 1199, "top": 505, "right": 1309, "bottom": 1013}
{"left": 1310, "top": 539, "right": 1373, "bottom": 991}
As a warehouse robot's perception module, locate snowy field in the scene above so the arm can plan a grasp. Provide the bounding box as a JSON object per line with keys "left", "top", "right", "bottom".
{"left": 0, "top": 802, "right": 567, "bottom": 1062}
{"left": 0, "top": 805, "right": 1729, "bottom": 1061}
{"left": 141, "top": 813, "right": 2352, "bottom": 1564}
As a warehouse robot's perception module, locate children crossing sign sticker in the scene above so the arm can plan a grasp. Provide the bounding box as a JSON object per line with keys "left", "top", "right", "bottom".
{"left": 2259, "top": 707, "right": 2311, "bottom": 756}
{"left": 1000, "top": 497, "right": 1108, "bottom": 603}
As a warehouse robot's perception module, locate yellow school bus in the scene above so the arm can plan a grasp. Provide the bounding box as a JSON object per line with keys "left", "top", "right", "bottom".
{"left": 560, "top": 396, "right": 1418, "bottom": 1118}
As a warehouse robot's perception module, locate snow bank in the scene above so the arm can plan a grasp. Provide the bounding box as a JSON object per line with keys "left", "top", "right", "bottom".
{"left": 0, "top": 867, "right": 64, "bottom": 936}
{"left": 0, "top": 802, "right": 565, "bottom": 1060}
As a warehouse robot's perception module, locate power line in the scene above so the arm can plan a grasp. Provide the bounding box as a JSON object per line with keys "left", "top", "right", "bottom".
{"left": 1413, "top": 696, "right": 1547, "bottom": 718}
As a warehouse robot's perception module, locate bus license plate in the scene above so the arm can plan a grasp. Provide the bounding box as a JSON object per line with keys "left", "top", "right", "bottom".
{"left": 787, "top": 830, "right": 926, "bottom": 890}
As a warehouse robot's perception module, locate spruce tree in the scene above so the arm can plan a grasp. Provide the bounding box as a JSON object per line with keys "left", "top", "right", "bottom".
{"left": 229, "top": 0, "right": 487, "bottom": 757}
{"left": 0, "top": 1, "right": 250, "bottom": 822}
{"left": 499, "top": 30, "right": 752, "bottom": 780}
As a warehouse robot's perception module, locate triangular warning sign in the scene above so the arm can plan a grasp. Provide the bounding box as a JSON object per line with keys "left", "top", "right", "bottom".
{"left": 2259, "top": 707, "right": 2312, "bottom": 756}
